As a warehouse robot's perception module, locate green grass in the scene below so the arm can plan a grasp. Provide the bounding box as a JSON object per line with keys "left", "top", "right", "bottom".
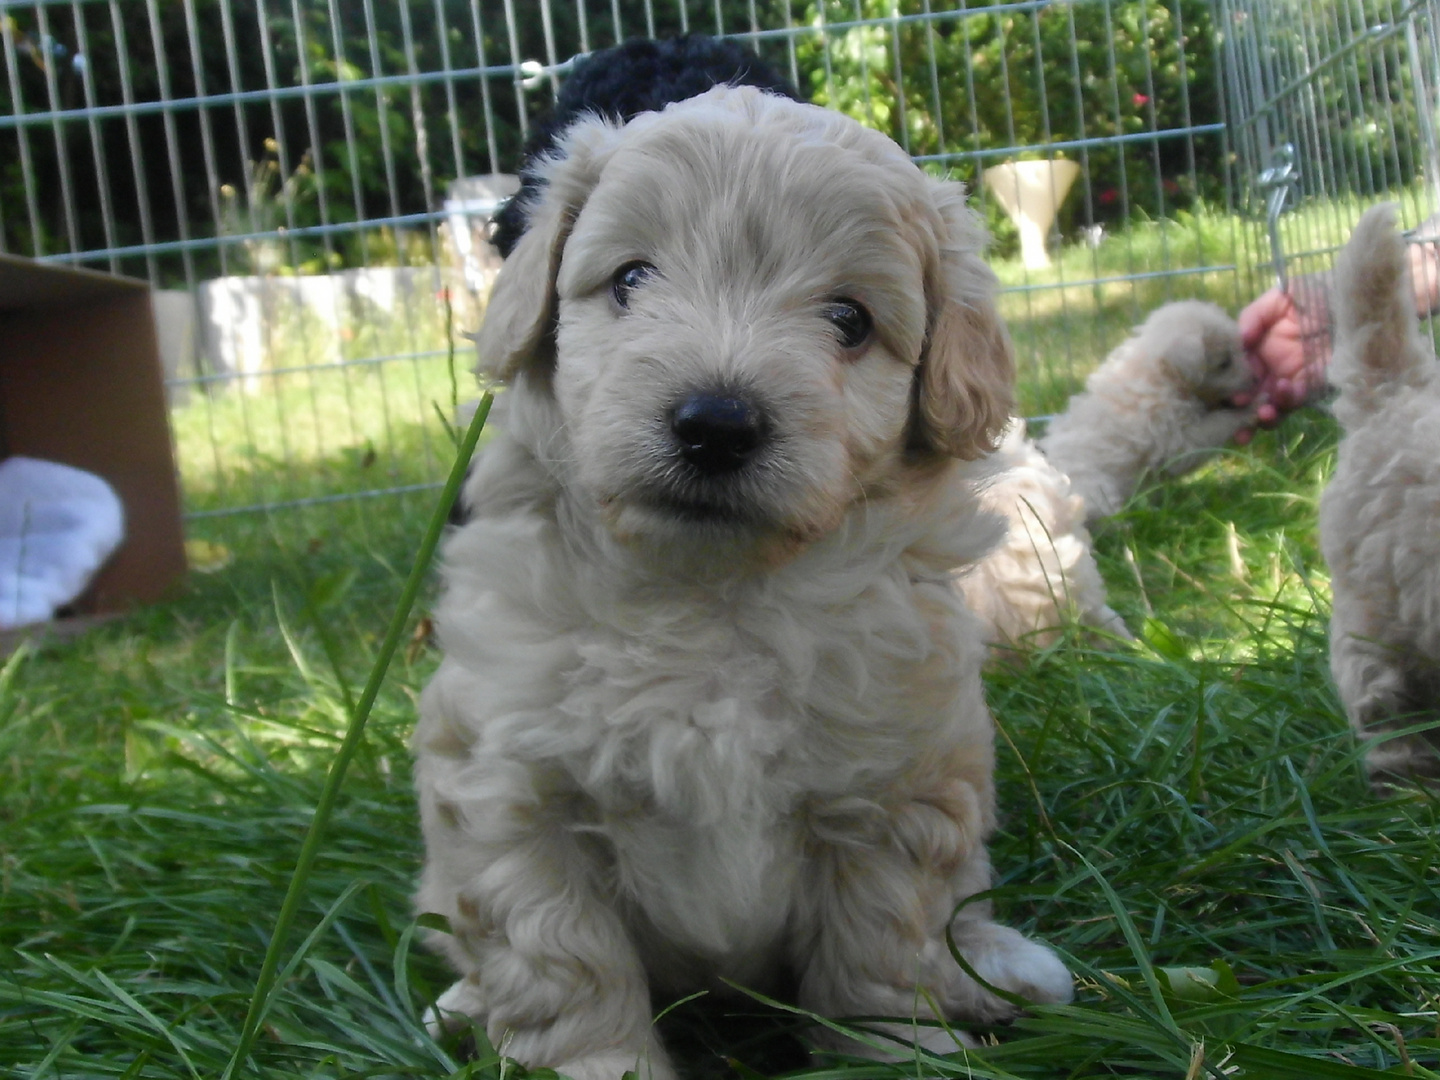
{"left": 4, "top": 229, "right": 1440, "bottom": 1079}
{"left": 168, "top": 271, "right": 470, "bottom": 516}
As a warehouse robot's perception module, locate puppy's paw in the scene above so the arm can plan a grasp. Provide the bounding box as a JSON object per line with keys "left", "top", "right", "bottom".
{"left": 554, "top": 1046, "right": 678, "bottom": 1080}
{"left": 1230, "top": 400, "right": 1263, "bottom": 425}
{"left": 952, "top": 921, "right": 1074, "bottom": 1017}
{"left": 424, "top": 977, "right": 486, "bottom": 1037}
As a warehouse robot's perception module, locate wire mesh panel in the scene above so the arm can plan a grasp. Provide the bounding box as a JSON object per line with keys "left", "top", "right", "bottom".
{"left": 1, "top": 0, "right": 1263, "bottom": 530}
{"left": 1221, "top": 0, "right": 1440, "bottom": 325}
{"left": 1, "top": 0, "right": 519, "bottom": 537}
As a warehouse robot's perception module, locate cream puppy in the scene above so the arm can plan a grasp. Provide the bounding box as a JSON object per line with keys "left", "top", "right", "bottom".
{"left": 412, "top": 86, "right": 1072, "bottom": 1080}
{"left": 1320, "top": 203, "right": 1440, "bottom": 786}
{"left": 958, "top": 420, "right": 1129, "bottom": 654}
{"left": 1039, "top": 301, "right": 1257, "bottom": 521}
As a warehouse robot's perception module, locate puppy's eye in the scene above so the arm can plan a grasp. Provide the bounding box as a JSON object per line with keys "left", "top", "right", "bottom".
{"left": 823, "top": 298, "right": 873, "bottom": 349}
{"left": 612, "top": 261, "right": 658, "bottom": 309}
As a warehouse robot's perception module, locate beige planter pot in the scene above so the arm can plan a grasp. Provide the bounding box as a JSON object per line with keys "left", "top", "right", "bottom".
{"left": 982, "top": 159, "right": 1082, "bottom": 270}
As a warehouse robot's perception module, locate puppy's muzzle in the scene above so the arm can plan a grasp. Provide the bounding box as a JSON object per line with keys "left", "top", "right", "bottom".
{"left": 670, "top": 391, "right": 769, "bottom": 475}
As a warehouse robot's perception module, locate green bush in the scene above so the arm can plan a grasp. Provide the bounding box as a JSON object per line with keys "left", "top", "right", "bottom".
{"left": 2, "top": 0, "right": 1427, "bottom": 271}
{"left": 796, "top": 0, "right": 1225, "bottom": 237}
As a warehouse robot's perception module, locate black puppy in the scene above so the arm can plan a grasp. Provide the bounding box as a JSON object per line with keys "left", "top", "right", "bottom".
{"left": 489, "top": 34, "right": 802, "bottom": 257}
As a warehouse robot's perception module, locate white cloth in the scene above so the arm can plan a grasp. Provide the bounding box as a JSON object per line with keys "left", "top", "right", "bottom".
{"left": 0, "top": 457, "right": 125, "bottom": 629}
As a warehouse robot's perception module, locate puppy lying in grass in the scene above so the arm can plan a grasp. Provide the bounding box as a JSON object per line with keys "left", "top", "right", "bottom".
{"left": 1320, "top": 203, "right": 1440, "bottom": 787}
{"left": 1040, "top": 300, "right": 1258, "bottom": 522}
{"left": 413, "top": 85, "right": 1072, "bottom": 1079}
{"left": 962, "top": 299, "right": 1255, "bottom": 656}
{"left": 957, "top": 419, "right": 1130, "bottom": 654}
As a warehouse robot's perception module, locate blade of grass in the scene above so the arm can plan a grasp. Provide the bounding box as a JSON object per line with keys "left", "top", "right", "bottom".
{"left": 1226, "top": 1042, "right": 1437, "bottom": 1079}
{"left": 222, "top": 391, "right": 493, "bottom": 1079}
{"left": 1053, "top": 840, "right": 1230, "bottom": 1079}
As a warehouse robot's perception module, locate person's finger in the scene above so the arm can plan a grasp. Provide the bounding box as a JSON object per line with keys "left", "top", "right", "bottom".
{"left": 1268, "top": 384, "right": 1301, "bottom": 412}
{"left": 1408, "top": 240, "right": 1440, "bottom": 316}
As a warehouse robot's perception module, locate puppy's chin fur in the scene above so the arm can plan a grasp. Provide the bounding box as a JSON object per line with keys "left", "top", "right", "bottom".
{"left": 497, "top": 372, "right": 939, "bottom": 580}
{"left": 416, "top": 85, "right": 1071, "bottom": 1080}
{"left": 491, "top": 390, "right": 996, "bottom": 586}
{"left": 597, "top": 500, "right": 831, "bottom": 574}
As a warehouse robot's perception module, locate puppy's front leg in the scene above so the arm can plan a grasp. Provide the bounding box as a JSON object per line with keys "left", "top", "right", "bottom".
{"left": 1159, "top": 407, "right": 1254, "bottom": 477}
{"left": 417, "top": 764, "right": 674, "bottom": 1080}
{"left": 1329, "top": 594, "right": 1440, "bottom": 785}
{"left": 793, "top": 795, "right": 1071, "bottom": 1057}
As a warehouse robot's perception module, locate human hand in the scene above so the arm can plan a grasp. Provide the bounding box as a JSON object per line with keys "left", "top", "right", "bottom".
{"left": 1231, "top": 274, "right": 1333, "bottom": 440}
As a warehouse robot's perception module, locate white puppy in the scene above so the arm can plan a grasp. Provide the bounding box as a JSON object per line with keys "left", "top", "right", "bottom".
{"left": 1320, "top": 203, "right": 1440, "bottom": 787}
{"left": 957, "top": 420, "right": 1129, "bottom": 654}
{"left": 1039, "top": 300, "right": 1257, "bottom": 521}
{"left": 412, "top": 86, "right": 1072, "bottom": 1080}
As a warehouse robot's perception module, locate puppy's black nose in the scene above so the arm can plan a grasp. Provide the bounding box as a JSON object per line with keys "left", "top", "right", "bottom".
{"left": 670, "top": 393, "right": 766, "bottom": 474}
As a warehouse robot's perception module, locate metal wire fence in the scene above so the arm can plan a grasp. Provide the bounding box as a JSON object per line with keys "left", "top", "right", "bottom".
{"left": 1223, "top": 0, "right": 1440, "bottom": 308}
{"left": 2, "top": 0, "right": 1436, "bottom": 528}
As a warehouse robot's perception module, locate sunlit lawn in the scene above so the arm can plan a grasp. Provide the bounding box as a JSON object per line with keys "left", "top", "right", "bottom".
{"left": 3, "top": 214, "right": 1438, "bottom": 1078}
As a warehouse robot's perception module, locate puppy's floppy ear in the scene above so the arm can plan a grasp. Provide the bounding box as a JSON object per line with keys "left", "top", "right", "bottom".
{"left": 476, "top": 118, "right": 619, "bottom": 383}
{"left": 913, "top": 182, "right": 1016, "bottom": 460}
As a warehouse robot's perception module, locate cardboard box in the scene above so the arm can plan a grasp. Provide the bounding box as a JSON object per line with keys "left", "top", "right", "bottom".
{"left": 0, "top": 253, "right": 187, "bottom": 628}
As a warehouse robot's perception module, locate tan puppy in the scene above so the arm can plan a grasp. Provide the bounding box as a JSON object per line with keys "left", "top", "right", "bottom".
{"left": 412, "top": 87, "right": 1072, "bottom": 1080}
{"left": 958, "top": 419, "right": 1129, "bottom": 654}
{"left": 1039, "top": 301, "right": 1257, "bottom": 521}
{"left": 1320, "top": 203, "right": 1440, "bottom": 786}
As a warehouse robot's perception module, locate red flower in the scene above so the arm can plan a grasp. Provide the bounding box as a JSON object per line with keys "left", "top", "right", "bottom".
{"left": 1133, "top": 92, "right": 1150, "bottom": 106}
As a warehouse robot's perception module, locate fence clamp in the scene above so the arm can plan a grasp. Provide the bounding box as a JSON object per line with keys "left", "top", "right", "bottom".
{"left": 517, "top": 59, "right": 548, "bottom": 90}
{"left": 1257, "top": 143, "right": 1299, "bottom": 291}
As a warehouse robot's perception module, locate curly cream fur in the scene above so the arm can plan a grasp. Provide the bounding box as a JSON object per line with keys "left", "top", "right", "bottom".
{"left": 413, "top": 87, "right": 1071, "bottom": 1080}
{"left": 1319, "top": 203, "right": 1440, "bottom": 787}
{"left": 957, "top": 420, "right": 1129, "bottom": 654}
{"left": 1039, "top": 301, "right": 1257, "bottom": 521}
